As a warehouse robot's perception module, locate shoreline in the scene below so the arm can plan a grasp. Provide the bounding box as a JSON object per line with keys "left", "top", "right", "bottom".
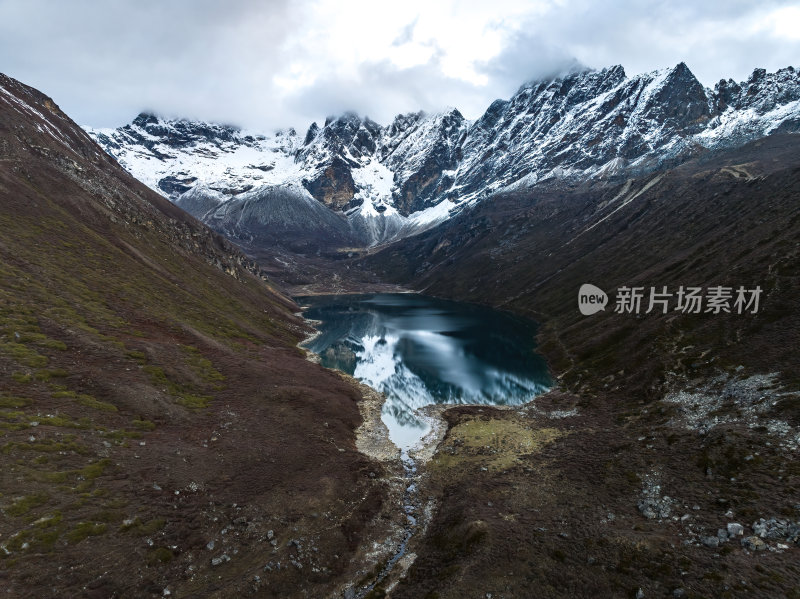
{"left": 295, "top": 311, "right": 450, "bottom": 596}
{"left": 294, "top": 305, "right": 561, "bottom": 596}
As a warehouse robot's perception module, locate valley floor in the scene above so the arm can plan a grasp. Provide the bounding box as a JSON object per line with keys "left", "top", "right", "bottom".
{"left": 331, "top": 134, "right": 800, "bottom": 598}
{"left": 3, "top": 68, "right": 799, "bottom": 598}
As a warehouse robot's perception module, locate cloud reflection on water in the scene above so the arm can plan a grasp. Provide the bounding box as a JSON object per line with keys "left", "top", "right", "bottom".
{"left": 302, "top": 294, "right": 550, "bottom": 448}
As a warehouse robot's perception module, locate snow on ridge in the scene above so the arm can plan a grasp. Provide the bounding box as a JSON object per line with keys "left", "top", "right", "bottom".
{"left": 695, "top": 99, "right": 800, "bottom": 147}
{"left": 0, "top": 84, "right": 77, "bottom": 154}
{"left": 83, "top": 62, "right": 800, "bottom": 245}
{"left": 86, "top": 118, "right": 308, "bottom": 199}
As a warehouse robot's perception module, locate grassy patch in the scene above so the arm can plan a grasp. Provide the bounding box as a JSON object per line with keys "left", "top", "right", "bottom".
{"left": 183, "top": 345, "right": 225, "bottom": 386}
{"left": 76, "top": 394, "right": 117, "bottom": 413}
{"left": 99, "top": 428, "right": 141, "bottom": 441}
{"left": 433, "top": 418, "right": 562, "bottom": 472}
{"left": 0, "top": 411, "right": 26, "bottom": 424}
{"left": 39, "top": 339, "right": 67, "bottom": 351}
{"left": 0, "top": 422, "right": 29, "bottom": 435}
{"left": 143, "top": 365, "right": 169, "bottom": 387}
{"left": 66, "top": 521, "right": 107, "bottom": 544}
{"left": 6, "top": 492, "right": 50, "bottom": 517}
{"left": 120, "top": 517, "right": 166, "bottom": 535}
{"left": 33, "top": 511, "right": 62, "bottom": 528}
{"left": 35, "top": 368, "right": 69, "bottom": 381}
{"left": 0, "top": 342, "right": 47, "bottom": 368}
{"left": 176, "top": 393, "right": 212, "bottom": 409}
{"left": 36, "top": 414, "right": 90, "bottom": 429}
{"left": 147, "top": 547, "right": 174, "bottom": 565}
{"left": 32, "top": 458, "right": 111, "bottom": 491}
{"left": 144, "top": 364, "right": 213, "bottom": 410}
{"left": 131, "top": 419, "right": 156, "bottom": 431}
{"left": 0, "top": 395, "right": 31, "bottom": 409}
{"left": 3, "top": 513, "right": 67, "bottom": 552}
{"left": 2, "top": 438, "right": 88, "bottom": 455}
{"left": 126, "top": 350, "right": 147, "bottom": 362}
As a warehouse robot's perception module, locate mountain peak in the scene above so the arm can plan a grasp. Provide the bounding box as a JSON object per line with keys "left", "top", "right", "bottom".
{"left": 434, "top": 107, "right": 464, "bottom": 124}
{"left": 672, "top": 61, "right": 692, "bottom": 74}
{"left": 604, "top": 64, "right": 626, "bottom": 79}
{"left": 663, "top": 61, "right": 701, "bottom": 86}
{"left": 385, "top": 111, "right": 426, "bottom": 136}
{"left": 748, "top": 67, "right": 768, "bottom": 83}
{"left": 514, "top": 63, "right": 622, "bottom": 96}
{"left": 304, "top": 121, "right": 320, "bottom": 145}
{"left": 86, "top": 61, "right": 800, "bottom": 237}
{"left": 132, "top": 111, "right": 160, "bottom": 127}
{"left": 324, "top": 111, "right": 361, "bottom": 127}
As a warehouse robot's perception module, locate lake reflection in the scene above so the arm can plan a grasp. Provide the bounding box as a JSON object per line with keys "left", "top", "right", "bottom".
{"left": 300, "top": 294, "right": 551, "bottom": 448}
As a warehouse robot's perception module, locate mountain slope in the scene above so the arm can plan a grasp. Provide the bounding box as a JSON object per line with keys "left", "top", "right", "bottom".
{"left": 362, "top": 134, "right": 800, "bottom": 598}
{"left": 178, "top": 183, "right": 359, "bottom": 252}
{"left": 0, "top": 73, "right": 396, "bottom": 598}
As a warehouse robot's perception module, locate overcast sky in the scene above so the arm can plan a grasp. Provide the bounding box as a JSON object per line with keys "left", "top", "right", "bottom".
{"left": 1, "top": 0, "right": 799, "bottom": 131}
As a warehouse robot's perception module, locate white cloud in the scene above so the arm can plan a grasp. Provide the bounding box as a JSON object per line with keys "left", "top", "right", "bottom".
{"left": 0, "top": 0, "right": 797, "bottom": 131}
{"left": 758, "top": 5, "right": 800, "bottom": 40}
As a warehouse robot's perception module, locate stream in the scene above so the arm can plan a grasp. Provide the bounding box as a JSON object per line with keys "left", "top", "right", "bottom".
{"left": 299, "top": 293, "right": 551, "bottom": 594}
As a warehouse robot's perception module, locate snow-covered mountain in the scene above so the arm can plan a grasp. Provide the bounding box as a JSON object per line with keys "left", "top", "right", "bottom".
{"left": 87, "top": 63, "right": 799, "bottom": 249}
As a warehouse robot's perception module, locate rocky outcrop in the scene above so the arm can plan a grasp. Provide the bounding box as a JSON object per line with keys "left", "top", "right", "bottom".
{"left": 382, "top": 109, "right": 466, "bottom": 214}
{"left": 302, "top": 156, "right": 357, "bottom": 210}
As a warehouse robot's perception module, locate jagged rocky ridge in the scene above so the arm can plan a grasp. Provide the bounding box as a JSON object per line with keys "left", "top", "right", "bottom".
{"left": 87, "top": 63, "right": 800, "bottom": 248}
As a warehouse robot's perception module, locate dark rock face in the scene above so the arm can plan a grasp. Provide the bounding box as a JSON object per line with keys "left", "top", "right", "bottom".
{"left": 385, "top": 109, "right": 466, "bottom": 214}
{"left": 719, "top": 66, "right": 800, "bottom": 113}
{"left": 300, "top": 112, "right": 382, "bottom": 164}
{"left": 302, "top": 156, "right": 357, "bottom": 210}
{"left": 157, "top": 174, "right": 198, "bottom": 196}
{"left": 293, "top": 109, "right": 469, "bottom": 214}
{"left": 303, "top": 122, "right": 320, "bottom": 145}
{"left": 713, "top": 79, "right": 742, "bottom": 112}
{"left": 643, "top": 62, "right": 711, "bottom": 125}
{"left": 128, "top": 112, "right": 240, "bottom": 148}
{"left": 378, "top": 111, "right": 426, "bottom": 160}
{"left": 297, "top": 113, "right": 381, "bottom": 209}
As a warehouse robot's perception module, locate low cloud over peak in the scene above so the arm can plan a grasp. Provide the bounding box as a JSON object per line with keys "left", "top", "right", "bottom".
{"left": 1, "top": 0, "right": 797, "bottom": 131}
